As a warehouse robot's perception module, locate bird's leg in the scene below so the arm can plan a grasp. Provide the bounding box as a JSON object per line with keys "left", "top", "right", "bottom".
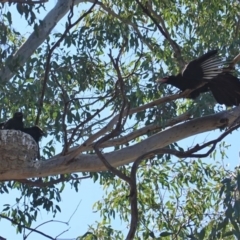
{"left": 182, "top": 82, "right": 208, "bottom": 97}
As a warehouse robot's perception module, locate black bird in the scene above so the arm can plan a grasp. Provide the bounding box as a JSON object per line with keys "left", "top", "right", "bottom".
{"left": 158, "top": 50, "right": 240, "bottom": 106}
{"left": 21, "top": 126, "right": 44, "bottom": 143}
{"left": 0, "top": 122, "right": 5, "bottom": 129}
{"left": 3, "top": 112, "right": 24, "bottom": 130}
{"left": 22, "top": 126, "right": 45, "bottom": 159}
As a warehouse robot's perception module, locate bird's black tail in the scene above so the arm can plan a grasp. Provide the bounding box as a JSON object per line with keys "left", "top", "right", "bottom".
{"left": 208, "top": 73, "right": 240, "bottom": 106}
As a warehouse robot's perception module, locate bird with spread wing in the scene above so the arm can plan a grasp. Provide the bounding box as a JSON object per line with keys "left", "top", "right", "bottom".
{"left": 158, "top": 50, "right": 240, "bottom": 106}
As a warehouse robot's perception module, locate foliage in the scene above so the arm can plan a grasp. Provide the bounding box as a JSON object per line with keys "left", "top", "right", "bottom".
{"left": 0, "top": 0, "right": 240, "bottom": 239}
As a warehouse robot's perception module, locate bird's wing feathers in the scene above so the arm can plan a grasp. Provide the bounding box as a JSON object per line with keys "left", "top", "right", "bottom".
{"left": 0, "top": 122, "right": 5, "bottom": 129}
{"left": 4, "top": 119, "right": 12, "bottom": 129}
{"left": 161, "top": 49, "right": 240, "bottom": 106}
{"left": 22, "top": 126, "right": 44, "bottom": 143}
{"left": 182, "top": 50, "right": 223, "bottom": 81}
{"left": 200, "top": 55, "right": 223, "bottom": 79}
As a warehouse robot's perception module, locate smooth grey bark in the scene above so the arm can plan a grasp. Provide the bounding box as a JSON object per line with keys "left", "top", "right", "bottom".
{"left": 0, "top": 0, "right": 84, "bottom": 83}
{"left": 0, "top": 106, "right": 239, "bottom": 180}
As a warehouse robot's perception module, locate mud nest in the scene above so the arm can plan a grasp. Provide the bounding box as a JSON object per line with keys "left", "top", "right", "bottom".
{"left": 0, "top": 130, "right": 38, "bottom": 171}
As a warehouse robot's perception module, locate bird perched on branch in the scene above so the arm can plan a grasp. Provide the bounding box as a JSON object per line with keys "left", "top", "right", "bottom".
{"left": 0, "top": 122, "right": 4, "bottom": 129}
{"left": 3, "top": 112, "right": 24, "bottom": 130}
{"left": 158, "top": 50, "right": 240, "bottom": 106}
{"left": 21, "top": 126, "right": 44, "bottom": 143}
{"left": 22, "top": 126, "right": 45, "bottom": 159}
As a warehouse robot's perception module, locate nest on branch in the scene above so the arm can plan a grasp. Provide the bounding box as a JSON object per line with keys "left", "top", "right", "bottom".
{"left": 0, "top": 130, "right": 38, "bottom": 171}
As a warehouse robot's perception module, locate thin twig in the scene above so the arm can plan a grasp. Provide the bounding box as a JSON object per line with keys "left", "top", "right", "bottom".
{"left": 0, "top": 215, "right": 54, "bottom": 240}
{"left": 126, "top": 122, "right": 240, "bottom": 238}
{"left": 135, "top": 0, "right": 184, "bottom": 68}
{"left": 15, "top": 175, "right": 90, "bottom": 187}
{"left": 35, "top": 1, "right": 97, "bottom": 125}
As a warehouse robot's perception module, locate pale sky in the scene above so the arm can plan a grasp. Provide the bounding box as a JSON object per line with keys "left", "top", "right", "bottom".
{"left": 1, "top": 2, "right": 240, "bottom": 239}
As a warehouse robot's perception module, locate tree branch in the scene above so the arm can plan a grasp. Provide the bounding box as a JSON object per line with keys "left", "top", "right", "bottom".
{"left": 0, "top": 215, "right": 54, "bottom": 239}
{"left": 15, "top": 174, "right": 90, "bottom": 187}
{"left": 0, "top": 0, "right": 87, "bottom": 83}
{"left": 1, "top": 106, "right": 240, "bottom": 180}
{"left": 35, "top": 0, "right": 97, "bottom": 125}
{"left": 126, "top": 122, "right": 240, "bottom": 239}
{"left": 135, "top": 0, "right": 185, "bottom": 68}
{"left": 85, "top": 111, "right": 191, "bottom": 151}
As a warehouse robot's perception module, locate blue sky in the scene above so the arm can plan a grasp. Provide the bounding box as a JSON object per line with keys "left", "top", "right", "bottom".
{"left": 1, "top": 2, "right": 240, "bottom": 239}
{"left": 1, "top": 2, "right": 127, "bottom": 239}
{"left": 2, "top": 129, "right": 239, "bottom": 239}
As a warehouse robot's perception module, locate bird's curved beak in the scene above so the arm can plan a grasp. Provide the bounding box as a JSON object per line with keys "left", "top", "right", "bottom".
{"left": 156, "top": 77, "right": 168, "bottom": 83}
{"left": 156, "top": 77, "right": 168, "bottom": 88}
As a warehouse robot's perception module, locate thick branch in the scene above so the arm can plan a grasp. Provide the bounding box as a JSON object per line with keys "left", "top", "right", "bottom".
{"left": 85, "top": 111, "right": 191, "bottom": 151}
{"left": 65, "top": 90, "right": 193, "bottom": 156}
{"left": 0, "top": 0, "right": 86, "bottom": 83}
{"left": 1, "top": 106, "right": 240, "bottom": 180}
